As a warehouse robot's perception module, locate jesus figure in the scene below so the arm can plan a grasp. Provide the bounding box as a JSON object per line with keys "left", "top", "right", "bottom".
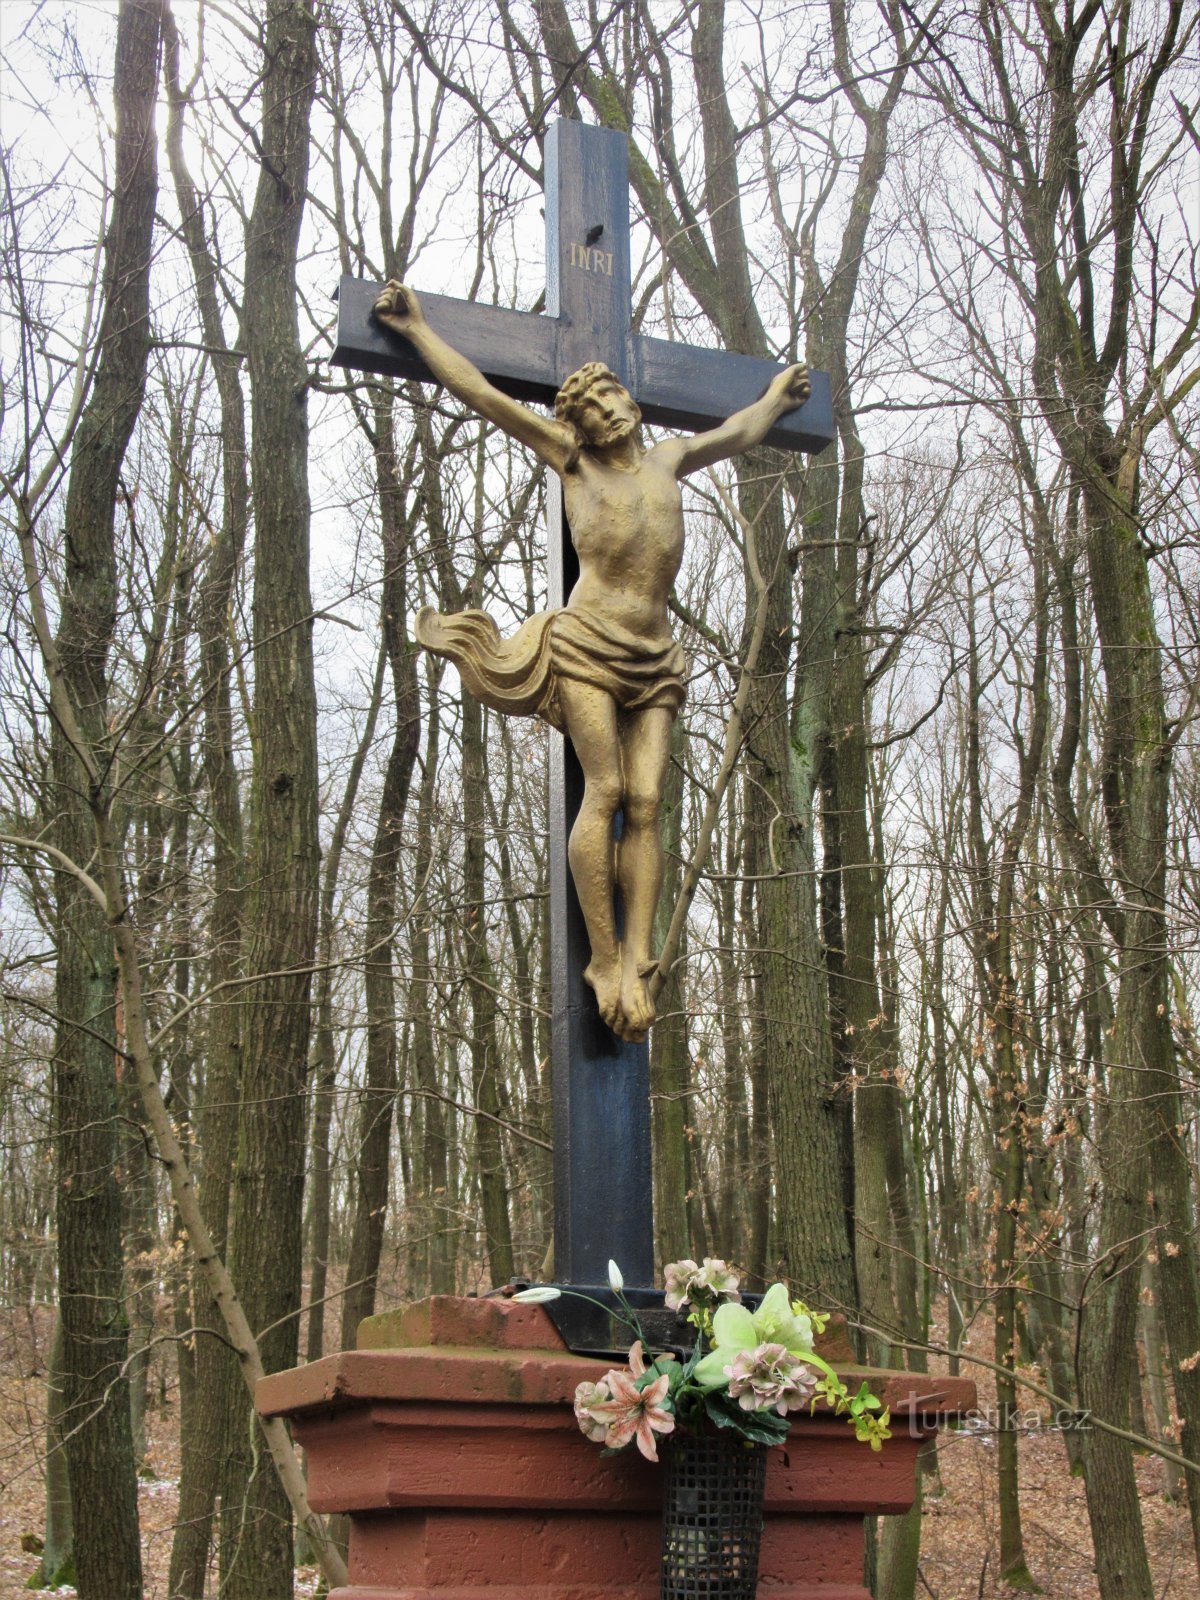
{"left": 373, "top": 281, "right": 811, "bottom": 1044}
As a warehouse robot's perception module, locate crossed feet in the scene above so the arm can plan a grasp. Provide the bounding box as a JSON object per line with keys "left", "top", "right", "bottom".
{"left": 584, "top": 952, "right": 658, "bottom": 1043}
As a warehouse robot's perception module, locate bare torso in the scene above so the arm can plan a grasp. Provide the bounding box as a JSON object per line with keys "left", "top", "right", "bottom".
{"left": 561, "top": 444, "right": 683, "bottom": 642}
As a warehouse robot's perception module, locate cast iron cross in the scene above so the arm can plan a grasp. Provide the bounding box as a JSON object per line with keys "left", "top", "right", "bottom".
{"left": 334, "top": 119, "right": 833, "bottom": 1289}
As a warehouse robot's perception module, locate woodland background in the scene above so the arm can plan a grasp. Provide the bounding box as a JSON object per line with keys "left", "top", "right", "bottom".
{"left": 0, "top": 0, "right": 1197, "bottom": 1597}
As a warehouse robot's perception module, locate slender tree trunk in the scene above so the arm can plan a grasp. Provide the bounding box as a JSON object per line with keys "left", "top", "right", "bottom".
{"left": 302, "top": 635, "right": 387, "bottom": 1366}
{"left": 220, "top": 5, "right": 318, "bottom": 1593}
{"left": 460, "top": 695, "right": 514, "bottom": 1285}
{"left": 1142, "top": 1256, "right": 1183, "bottom": 1501}
{"left": 39, "top": 1313, "right": 74, "bottom": 1587}
{"left": 652, "top": 714, "right": 691, "bottom": 1266}
{"left": 489, "top": 726, "right": 553, "bottom": 1256}
{"left": 162, "top": 10, "right": 249, "bottom": 1588}
{"left": 743, "top": 858, "right": 772, "bottom": 1283}
{"left": 967, "top": 577, "right": 1047, "bottom": 1592}
{"left": 1146, "top": 1042, "right": 1200, "bottom": 1566}
{"left": 410, "top": 686, "right": 455, "bottom": 1294}
{"left": 1023, "top": 1111, "right": 1083, "bottom": 1474}
{"left": 50, "top": 6, "right": 161, "bottom": 1594}
{"left": 341, "top": 389, "right": 421, "bottom": 1342}
{"left": 832, "top": 568, "right": 894, "bottom": 1358}
{"left": 923, "top": 861, "right": 963, "bottom": 1375}
{"left": 1074, "top": 486, "right": 1167, "bottom": 1599}
{"left": 820, "top": 790, "right": 859, "bottom": 1285}
{"left": 124, "top": 1096, "right": 156, "bottom": 1469}
{"left": 749, "top": 526, "right": 853, "bottom": 1307}
{"left": 304, "top": 1024, "right": 338, "bottom": 1362}
{"left": 716, "top": 859, "right": 747, "bottom": 1263}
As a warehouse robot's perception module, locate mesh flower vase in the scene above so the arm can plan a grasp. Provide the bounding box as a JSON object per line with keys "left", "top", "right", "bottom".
{"left": 660, "top": 1431, "right": 768, "bottom": 1598}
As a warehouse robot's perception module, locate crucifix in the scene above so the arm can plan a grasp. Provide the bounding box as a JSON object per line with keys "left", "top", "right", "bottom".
{"left": 333, "top": 120, "right": 833, "bottom": 1290}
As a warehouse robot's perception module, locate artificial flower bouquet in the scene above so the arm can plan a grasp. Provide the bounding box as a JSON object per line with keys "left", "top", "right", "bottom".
{"left": 518, "top": 1257, "right": 890, "bottom": 1463}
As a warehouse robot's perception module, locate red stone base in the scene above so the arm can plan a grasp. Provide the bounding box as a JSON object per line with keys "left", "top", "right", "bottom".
{"left": 257, "top": 1296, "right": 974, "bottom": 1600}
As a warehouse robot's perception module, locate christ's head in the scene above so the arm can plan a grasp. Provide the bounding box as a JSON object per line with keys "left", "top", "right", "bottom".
{"left": 555, "top": 363, "right": 642, "bottom": 449}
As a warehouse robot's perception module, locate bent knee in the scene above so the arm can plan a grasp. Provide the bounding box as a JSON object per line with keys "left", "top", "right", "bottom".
{"left": 623, "top": 788, "right": 661, "bottom": 829}
{"left": 581, "top": 773, "right": 624, "bottom": 817}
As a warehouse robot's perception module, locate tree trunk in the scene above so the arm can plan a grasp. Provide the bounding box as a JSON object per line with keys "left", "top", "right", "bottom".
{"left": 39, "top": 1312, "right": 75, "bottom": 1588}
{"left": 744, "top": 860, "right": 772, "bottom": 1283}
{"left": 962, "top": 559, "right": 1049, "bottom": 1591}
{"left": 219, "top": 4, "right": 318, "bottom": 1593}
{"left": 749, "top": 583, "right": 854, "bottom": 1308}
{"left": 833, "top": 578, "right": 894, "bottom": 1357}
{"left": 1074, "top": 495, "right": 1168, "bottom": 1600}
{"left": 1142, "top": 1256, "right": 1183, "bottom": 1502}
{"left": 308, "top": 635, "right": 387, "bottom": 1361}
{"left": 50, "top": 5, "right": 161, "bottom": 1594}
{"left": 716, "top": 856, "right": 748, "bottom": 1263}
{"left": 460, "top": 694, "right": 514, "bottom": 1285}
{"left": 411, "top": 685, "right": 456, "bottom": 1294}
{"left": 162, "top": 8, "right": 250, "bottom": 1587}
{"left": 1146, "top": 1038, "right": 1200, "bottom": 1565}
{"left": 652, "top": 714, "right": 691, "bottom": 1266}
{"left": 488, "top": 723, "right": 554, "bottom": 1260}
{"left": 692, "top": 0, "right": 856, "bottom": 1308}
{"left": 341, "top": 388, "right": 421, "bottom": 1342}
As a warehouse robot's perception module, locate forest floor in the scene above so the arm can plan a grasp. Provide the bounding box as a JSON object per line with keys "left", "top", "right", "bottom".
{"left": 0, "top": 1300, "right": 1192, "bottom": 1599}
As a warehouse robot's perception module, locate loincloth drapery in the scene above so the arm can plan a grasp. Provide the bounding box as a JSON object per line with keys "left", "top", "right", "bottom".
{"left": 414, "top": 605, "right": 686, "bottom": 733}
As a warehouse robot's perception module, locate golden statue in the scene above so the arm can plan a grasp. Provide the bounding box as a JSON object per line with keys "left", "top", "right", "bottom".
{"left": 373, "top": 282, "right": 811, "bottom": 1043}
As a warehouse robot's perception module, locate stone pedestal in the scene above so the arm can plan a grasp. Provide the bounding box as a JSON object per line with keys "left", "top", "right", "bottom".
{"left": 257, "top": 1297, "right": 975, "bottom": 1600}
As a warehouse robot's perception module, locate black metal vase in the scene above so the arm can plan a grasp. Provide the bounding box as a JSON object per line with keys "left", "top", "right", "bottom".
{"left": 660, "top": 1430, "right": 768, "bottom": 1599}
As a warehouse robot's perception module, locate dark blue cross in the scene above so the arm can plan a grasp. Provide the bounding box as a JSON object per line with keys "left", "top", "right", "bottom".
{"left": 333, "top": 119, "right": 833, "bottom": 1289}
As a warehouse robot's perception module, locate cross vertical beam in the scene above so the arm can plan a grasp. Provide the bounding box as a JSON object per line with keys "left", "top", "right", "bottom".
{"left": 543, "top": 123, "right": 653, "bottom": 1288}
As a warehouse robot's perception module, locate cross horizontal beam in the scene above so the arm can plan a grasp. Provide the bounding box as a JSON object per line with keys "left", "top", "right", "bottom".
{"left": 333, "top": 275, "right": 835, "bottom": 455}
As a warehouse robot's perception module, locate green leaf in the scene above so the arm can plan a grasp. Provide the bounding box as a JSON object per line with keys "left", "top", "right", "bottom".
{"left": 703, "top": 1391, "right": 792, "bottom": 1446}
{"left": 638, "top": 1355, "right": 677, "bottom": 1391}
{"left": 680, "top": 1341, "right": 703, "bottom": 1382}
{"left": 848, "top": 1381, "right": 881, "bottom": 1417}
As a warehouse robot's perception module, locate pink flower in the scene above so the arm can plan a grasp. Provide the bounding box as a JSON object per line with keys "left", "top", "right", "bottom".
{"left": 725, "top": 1342, "right": 819, "bottom": 1416}
{"left": 573, "top": 1344, "right": 673, "bottom": 1461}
{"left": 591, "top": 1367, "right": 675, "bottom": 1460}
{"left": 664, "top": 1257, "right": 741, "bottom": 1312}
{"left": 664, "top": 1259, "right": 700, "bottom": 1311}
{"left": 576, "top": 1343, "right": 677, "bottom": 1461}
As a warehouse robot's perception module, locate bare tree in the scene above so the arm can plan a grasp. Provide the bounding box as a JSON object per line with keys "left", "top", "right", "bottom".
{"left": 44, "top": 5, "right": 162, "bottom": 1593}
{"left": 215, "top": 1, "right": 322, "bottom": 1593}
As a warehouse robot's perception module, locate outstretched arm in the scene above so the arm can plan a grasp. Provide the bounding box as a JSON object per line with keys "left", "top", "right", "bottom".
{"left": 661, "top": 364, "right": 812, "bottom": 479}
{"left": 373, "top": 282, "right": 576, "bottom": 474}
